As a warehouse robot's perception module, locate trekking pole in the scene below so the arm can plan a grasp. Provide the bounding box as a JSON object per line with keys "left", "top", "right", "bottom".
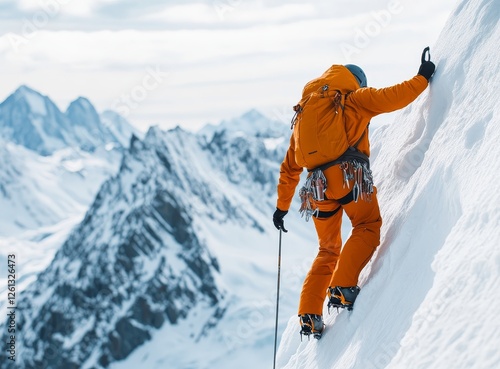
{"left": 273, "top": 229, "right": 283, "bottom": 369}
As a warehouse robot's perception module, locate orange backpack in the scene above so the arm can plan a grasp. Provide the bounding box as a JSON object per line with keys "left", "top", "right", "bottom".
{"left": 292, "top": 65, "right": 360, "bottom": 169}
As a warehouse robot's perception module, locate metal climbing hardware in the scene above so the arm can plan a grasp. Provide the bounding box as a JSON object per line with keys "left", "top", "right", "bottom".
{"left": 299, "top": 169, "right": 327, "bottom": 221}
{"left": 339, "top": 160, "right": 374, "bottom": 203}
{"left": 340, "top": 162, "right": 352, "bottom": 189}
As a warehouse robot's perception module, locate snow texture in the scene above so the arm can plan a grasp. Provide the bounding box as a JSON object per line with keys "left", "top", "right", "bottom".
{"left": 0, "top": 86, "right": 138, "bottom": 156}
{"left": 0, "top": 108, "right": 302, "bottom": 369}
{"left": 0, "top": 85, "right": 138, "bottom": 237}
{"left": 276, "top": 0, "right": 500, "bottom": 368}
{"left": 0, "top": 0, "right": 498, "bottom": 368}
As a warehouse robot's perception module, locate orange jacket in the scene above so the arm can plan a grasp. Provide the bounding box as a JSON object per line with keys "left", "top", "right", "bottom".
{"left": 277, "top": 73, "right": 429, "bottom": 211}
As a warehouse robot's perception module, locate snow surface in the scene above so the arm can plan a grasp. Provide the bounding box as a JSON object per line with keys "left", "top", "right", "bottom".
{"left": 0, "top": 143, "right": 121, "bottom": 236}
{"left": 199, "top": 108, "right": 288, "bottom": 142}
{"left": 0, "top": 143, "right": 122, "bottom": 318}
{"left": 0, "top": 92, "right": 129, "bottom": 323}
{"left": 0, "top": 85, "right": 138, "bottom": 156}
{"left": 0, "top": 0, "right": 498, "bottom": 367}
{"left": 103, "top": 114, "right": 352, "bottom": 369}
{"left": 17, "top": 85, "right": 47, "bottom": 116}
{"left": 276, "top": 0, "right": 500, "bottom": 368}
{"left": 100, "top": 110, "right": 142, "bottom": 148}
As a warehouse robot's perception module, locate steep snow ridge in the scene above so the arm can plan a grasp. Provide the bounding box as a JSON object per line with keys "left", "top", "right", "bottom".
{"left": 100, "top": 110, "right": 142, "bottom": 148}
{"left": 0, "top": 109, "right": 317, "bottom": 369}
{"left": 0, "top": 86, "right": 73, "bottom": 155}
{"left": 16, "top": 85, "right": 47, "bottom": 115}
{"left": 0, "top": 85, "right": 137, "bottom": 237}
{"left": 138, "top": 126, "right": 263, "bottom": 227}
{"left": 0, "top": 126, "right": 228, "bottom": 369}
{"left": 0, "top": 87, "right": 137, "bottom": 367}
{"left": 66, "top": 97, "right": 111, "bottom": 150}
{"left": 109, "top": 118, "right": 318, "bottom": 369}
{"left": 277, "top": 0, "right": 500, "bottom": 368}
{"left": 0, "top": 115, "right": 289, "bottom": 368}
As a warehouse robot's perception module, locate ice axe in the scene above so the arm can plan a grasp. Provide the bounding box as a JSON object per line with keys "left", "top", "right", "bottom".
{"left": 418, "top": 46, "right": 436, "bottom": 81}
{"left": 421, "top": 46, "right": 431, "bottom": 63}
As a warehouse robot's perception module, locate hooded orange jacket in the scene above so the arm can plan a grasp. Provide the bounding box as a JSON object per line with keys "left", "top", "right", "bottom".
{"left": 277, "top": 71, "right": 429, "bottom": 211}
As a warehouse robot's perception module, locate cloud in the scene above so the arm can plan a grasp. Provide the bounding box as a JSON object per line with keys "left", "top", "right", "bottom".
{"left": 16, "top": 0, "right": 121, "bottom": 16}
{"left": 145, "top": 2, "right": 317, "bottom": 25}
{"left": 0, "top": 0, "right": 459, "bottom": 131}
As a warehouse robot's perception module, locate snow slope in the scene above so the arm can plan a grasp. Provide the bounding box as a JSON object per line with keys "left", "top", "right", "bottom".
{"left": 0, "top": 85, "right": 139, "bottom": 236}
{"left": 0, "top": 84, "right": 141, "bottom": 232}
{"left": 0, "top": 142, "right": 121, "bottom": 236}
{"left": 277, "top": 0, "right": 500, "bottom": 368}
{"left": 0, "top": 110, "right": 324, "bottom": 369}
{"left": 0, "top": 88, "right": 137, "bottom": 333}
{"left": 1, "top": 0, "right": 498, "bottom": 366}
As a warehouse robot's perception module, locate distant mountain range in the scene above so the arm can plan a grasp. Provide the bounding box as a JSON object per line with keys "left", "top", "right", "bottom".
{"left": 0, "top": 85, "right": 305, "bottom": 369}
{"left": 0, "top": 85, "right": 138, "bottom": 156}
{"left": 0, "top": 86, "right": 141, "bottom": 236}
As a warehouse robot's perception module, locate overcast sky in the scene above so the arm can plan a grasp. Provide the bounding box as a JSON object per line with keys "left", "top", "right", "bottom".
{"left": 0, "top": 0, "right": 458, "bottom": 132}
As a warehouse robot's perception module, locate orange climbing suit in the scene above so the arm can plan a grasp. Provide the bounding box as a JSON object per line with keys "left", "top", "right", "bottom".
{"left": 277, "top": 71, "right": 429, "bottom": 316}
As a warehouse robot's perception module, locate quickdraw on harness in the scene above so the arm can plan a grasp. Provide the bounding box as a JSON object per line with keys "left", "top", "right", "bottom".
{"left": 338, "top": 159, "right": 374, "bottom": 203}
{"left": 299, "top": 169, "right": 327, "bottom": 221}
{"left": 298, "top": 147, "right": 374, "bottom": 222}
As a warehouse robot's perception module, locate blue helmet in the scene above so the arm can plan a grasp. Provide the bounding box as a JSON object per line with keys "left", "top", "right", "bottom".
{"left": 345, "top": 64, "right": 367, "bottom": 88}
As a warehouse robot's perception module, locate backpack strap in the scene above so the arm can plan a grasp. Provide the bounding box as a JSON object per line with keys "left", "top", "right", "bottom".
{"left": 308, "top": 147, "right": 369, "bottom": 173}
{"left": 352, "top": 128, "right": 367, "bottom": 149}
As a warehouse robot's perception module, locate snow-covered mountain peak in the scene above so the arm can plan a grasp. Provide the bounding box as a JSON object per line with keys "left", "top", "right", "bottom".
{"left": 199, "top": 108, "right": 289, "bottom": 142}
{"left": 66, "top": 96, "right": 101, "bottom": 126}
{"left": 100, "top": 110, "right": 142, "bottom": 148}
{"left": 67, "top": 96, "right": 94, "bottom": 111}
{"left": 11, "top": 84, "right": 48, "bottom": 116}
{"left": 0, "top": 85, "right": 137, "bottom": 155}
{"left": 143, "top": 124, "right": 164, "bottom": 141}
{"left": 240, "top": 107, "right": 268, "bottom": 123}
{"left": 4, "top": 2, "right": 498, "bottom": 368}
{"left": 0, "top": 85, "right": 73, "bottom": 154}
{"left": 14, "top": 84, "right": 33, "bottom": 94}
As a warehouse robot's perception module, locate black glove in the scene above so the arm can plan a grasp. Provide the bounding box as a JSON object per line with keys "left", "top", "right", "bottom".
{"left": 418, "top": 61, "right": 436, "bottom": 81}
{"left": 273, "top": 208, "right": 288, "bottom": 232}
{"left": 418, "top": 47, "right": 435, "bottom": 81}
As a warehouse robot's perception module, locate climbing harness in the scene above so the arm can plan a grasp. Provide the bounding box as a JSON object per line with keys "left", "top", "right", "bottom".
{"left": 339, "top": 160, "right": 374, "bottom": 203}
{"left": 299, "top": 169, "right": 326, "bottom": 221}
{"left": 298, "top": 148, "right": 374, "bottom": 221}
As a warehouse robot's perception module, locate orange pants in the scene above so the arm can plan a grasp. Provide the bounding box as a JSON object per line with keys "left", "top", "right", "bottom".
{"left": 298, "top": 165, "right": 382, "bottom": 316}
